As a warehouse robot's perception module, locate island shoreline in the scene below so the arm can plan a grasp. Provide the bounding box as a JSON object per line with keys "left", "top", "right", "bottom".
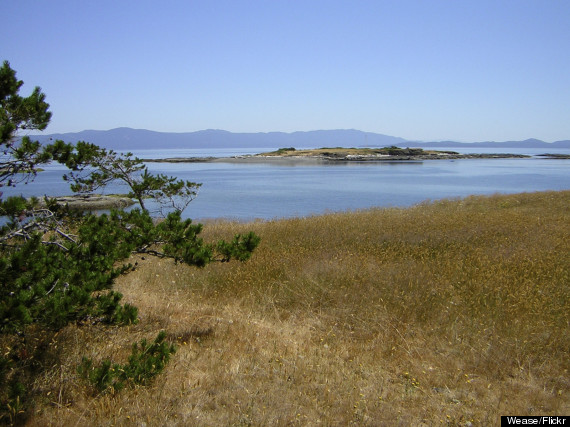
{"left": 141, "top": 152, "right": 537, "bottom": 164}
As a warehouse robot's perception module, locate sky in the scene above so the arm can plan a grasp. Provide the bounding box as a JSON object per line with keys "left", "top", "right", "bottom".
{"left": 3, "top": 0, "right": 569, "bottom": 142}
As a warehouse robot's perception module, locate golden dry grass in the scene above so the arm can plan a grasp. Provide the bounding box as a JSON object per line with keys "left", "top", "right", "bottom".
{"left": 26, "top": 191, "right": 569, "bottom": 426}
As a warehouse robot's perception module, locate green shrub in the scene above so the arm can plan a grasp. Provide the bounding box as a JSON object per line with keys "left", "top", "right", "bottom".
{"left": 78, "top": 331, "right": 176, "bottom": 393}
{"left": 276, "top": 147, "right": 296, "bottom": 153}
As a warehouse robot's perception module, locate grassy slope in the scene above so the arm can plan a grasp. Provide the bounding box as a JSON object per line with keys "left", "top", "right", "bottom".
{"left": 31, "top": 191, "right": 569, "bottom": 425}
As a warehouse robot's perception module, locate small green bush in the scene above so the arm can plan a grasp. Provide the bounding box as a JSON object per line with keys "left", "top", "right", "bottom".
{"left": 276, "top": 147, "right": 296, "bottom": 153}
{"left": 78, "top": 331, "right": 176, "bottom": 394}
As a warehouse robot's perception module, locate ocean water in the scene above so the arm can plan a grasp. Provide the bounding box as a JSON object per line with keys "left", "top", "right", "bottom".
{"left": 2, "top": 148, "right": 569, "bottom": 221}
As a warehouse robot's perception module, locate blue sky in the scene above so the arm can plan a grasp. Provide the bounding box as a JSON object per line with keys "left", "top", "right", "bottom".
{"left": 3, "top": 0, "right": 569, "bottom": 142}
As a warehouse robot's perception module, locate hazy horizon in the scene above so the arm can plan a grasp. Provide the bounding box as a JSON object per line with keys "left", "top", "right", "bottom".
{"left": 25, "top": 125, "right": 570, "bottom": 145}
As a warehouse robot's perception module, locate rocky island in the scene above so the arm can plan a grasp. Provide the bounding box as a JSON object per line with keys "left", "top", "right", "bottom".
{"left": 143, "top": 146, "right": 532, "bottom": 163}
{"left": 251, "top": 146, "right": 531, "bottom": 161}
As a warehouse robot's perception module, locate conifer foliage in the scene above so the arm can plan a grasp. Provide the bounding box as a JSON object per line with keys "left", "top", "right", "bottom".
{"left": 50, "top": 140, "right": 202, "bottom": 215}
{"left": 0, "top": 61, "right": 52, "bottom": 189}
{"left": 0, "top": 61, "right": 260, "bottom": 423}
{"left": 78, "top": 331, "right": 176, "bottom": 394}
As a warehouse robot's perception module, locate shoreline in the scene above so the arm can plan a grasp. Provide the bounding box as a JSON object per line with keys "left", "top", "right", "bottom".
{"left": 36, "top": 194, "right": 135, "bottom": 210}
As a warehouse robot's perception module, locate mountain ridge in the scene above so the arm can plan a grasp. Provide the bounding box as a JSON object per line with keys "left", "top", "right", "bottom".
{"left": 28, "top": 128, "right": 570, "bottom": 150}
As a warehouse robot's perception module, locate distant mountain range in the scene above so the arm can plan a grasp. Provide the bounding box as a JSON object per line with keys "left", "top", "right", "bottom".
{"left": 29, "top": 127, "right": 570, "bottom": 150}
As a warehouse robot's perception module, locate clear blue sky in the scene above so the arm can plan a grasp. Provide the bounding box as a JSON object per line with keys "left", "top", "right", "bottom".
{"left": 3, "top": 0, "right": 569, "bottom": 142}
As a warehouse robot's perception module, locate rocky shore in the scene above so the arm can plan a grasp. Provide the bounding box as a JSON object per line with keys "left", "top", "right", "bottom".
{"left": 143, "top": 157, "right": 217, "bottom": 163}
{"left": 536, "top": 153, "right": 570, "bottom": 159}
{"left": 37, "top": 194, "right": 135, "bottom": 210}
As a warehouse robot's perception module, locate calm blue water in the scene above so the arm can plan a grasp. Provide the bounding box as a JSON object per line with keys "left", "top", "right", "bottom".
{"left": 2, "top": 148, "right": 569, "bottom": 221}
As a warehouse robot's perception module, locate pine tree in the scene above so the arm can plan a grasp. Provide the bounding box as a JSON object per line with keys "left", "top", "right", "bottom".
{"left": 1, "top": 60, "right": 52, "bottom": 188}
{"left": 0, "top": 61, "right": 260, "bottom": 423}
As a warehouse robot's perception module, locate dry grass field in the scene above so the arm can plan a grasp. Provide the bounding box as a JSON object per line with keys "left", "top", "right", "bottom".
{"left": 25, "top": 191, "right": 569, "bottom": 426}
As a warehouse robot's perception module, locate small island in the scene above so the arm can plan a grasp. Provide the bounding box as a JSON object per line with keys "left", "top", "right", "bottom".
{"left": 143, "top": 146, "right": 531, "bottom": 163}
{"left": 253, "top": 146, "right": 531, "bottom": 161}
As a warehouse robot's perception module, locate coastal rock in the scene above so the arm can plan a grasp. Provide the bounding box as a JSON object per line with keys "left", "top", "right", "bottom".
{"left": 38, "top": 194, "right": 135, "bottom": 210}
